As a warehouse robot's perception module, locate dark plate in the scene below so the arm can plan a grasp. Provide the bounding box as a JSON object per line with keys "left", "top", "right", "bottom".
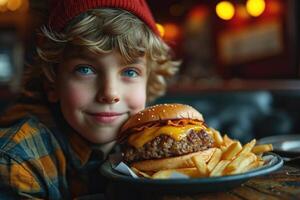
{"left": 258, "top": 135, "right": 300, "bottom": 157}
{"left": 100, "top": 153, "right": 283, "bottom": 195}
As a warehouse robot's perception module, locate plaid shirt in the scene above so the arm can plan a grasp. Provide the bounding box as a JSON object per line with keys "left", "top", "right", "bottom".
{"left": 0, "top": 115, "right": 108, "bottom": 199}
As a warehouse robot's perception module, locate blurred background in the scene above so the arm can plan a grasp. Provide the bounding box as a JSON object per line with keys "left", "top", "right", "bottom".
{"left": 0, "top": 0, "right": 300, "bottom": 142}
{"left": 149, "top": 0, "right": 300, "bottom": 81}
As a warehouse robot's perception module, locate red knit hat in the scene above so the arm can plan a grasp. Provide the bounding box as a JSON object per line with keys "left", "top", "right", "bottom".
{"left": 48, "top": 0, "right": 159, "bottom": 35}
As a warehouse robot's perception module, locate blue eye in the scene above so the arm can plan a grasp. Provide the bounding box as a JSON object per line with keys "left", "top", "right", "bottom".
{"left": 75, "top": 65, "right": 95, "bottom": 75}
{"left": 122, "top": 69, "right": 139, "bottom": 78}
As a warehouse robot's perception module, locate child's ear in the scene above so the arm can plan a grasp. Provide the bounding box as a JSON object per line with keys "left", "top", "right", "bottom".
{"left": 44, "top": 82, "right": 59, "bottom": 103}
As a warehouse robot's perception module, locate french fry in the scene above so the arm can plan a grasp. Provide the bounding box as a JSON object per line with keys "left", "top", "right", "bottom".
{"left": 241, "top": 161, "right": 259, "bottom": 173}
{"left": 152, "top": 168, "right": 200, "bottom": 179}
{"left": 239, "top": 139, "right": 256, "bottom": 155}
{"left": 225, "top": 153, "right": 257, "bottom": 175}
{"left": 131, "top": 148, "right": 215, "bottom": 172}
{"left": 241, "top": 160, "right": 265, "bottom": 173}
{"left": 192, "top": 155, "right": 208, "bottom": 177}
{"left": 258, "top": 160, "right": 265, "bottom": 167}
{"left": 223, "top": 134, "right": 234, "bottom": 147}
{"left": 176, "top": 168, "right": 202, "bottom": 178}
{"left": 220, "top": 145, "right": 228, "bottom": 152}
{"left": 210, "top": 160, "right": 231, "bottom": 176}
{"left": 127, "top": 124, "right": 273, "bottom": 179}
{"left": 256, "top": 154, "right": 264, "bottom": 162}
{"left": 131, "top": 167, "right": 152, "bottom": 178}
{"left": 151, "top": 170, "right": 173, "bottom": 179}
{"left": 207, "top": 148, "right": 222, "bottom": 172}
{"left": 252, "top": 144, "right": 273, "bottom": 154}
{"left": 221, "top": 141, "right": 243, "bottom": 160}
{"left": 213, "top": 129, "right": 223, "bottom": 147}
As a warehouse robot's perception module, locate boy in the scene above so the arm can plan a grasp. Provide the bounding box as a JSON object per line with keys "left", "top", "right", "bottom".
{"left": 0, "top": 0, "right": 178, "bottom": 199}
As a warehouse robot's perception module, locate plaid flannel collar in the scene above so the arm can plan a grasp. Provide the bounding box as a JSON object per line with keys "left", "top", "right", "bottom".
{"left": 67, "top": 130, "right": 116, "bottom": 166}
{"left": 68, "top": 131, "right": 92, "bottom": 166}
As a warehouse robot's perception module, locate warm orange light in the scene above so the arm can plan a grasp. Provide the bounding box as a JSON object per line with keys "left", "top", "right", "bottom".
{"left": 22, "top": 0, "right": 29, "bottom": 11}
{"left": 236, "top": 4, "right": 249, "bottom": 20}
{"left": 187, "top": 6, "right": 208, "bottom": 23}
{"left": 156, "top": 23, "right": 165, "bottom": 37}
{"left": 163, "top": 23, "right": 180, "bottom": 41}
{"left": 246, "top": 0, "right": 266, "bottom": 17}
{"left": 216, "top": 1, "right": 235, "bottom": 20}
{"left": 185, "top": 6, "right": 208, "bottom": 33}
{"left": 0, "top": 4, "right": 7, "bottom": 12}
{"left": 0, "top": 0, "right": 8, "bottom": 6}
{"left": 268, "top": 0, "right": 281, "bottom": 14}
{"left": 7, "top": 0, "right": 22, "bottom": 11}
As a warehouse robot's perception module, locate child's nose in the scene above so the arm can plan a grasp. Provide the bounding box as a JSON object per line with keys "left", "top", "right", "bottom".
{"left": 98, "top": 96, "right": 120, "bottom": 104}
{"left": 96, "top": 81, "right": 120, "bottom": 104}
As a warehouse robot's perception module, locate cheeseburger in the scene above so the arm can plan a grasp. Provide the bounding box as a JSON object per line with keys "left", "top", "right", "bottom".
{"left": 119, "top": 103, "right": 216, "bottom": 172}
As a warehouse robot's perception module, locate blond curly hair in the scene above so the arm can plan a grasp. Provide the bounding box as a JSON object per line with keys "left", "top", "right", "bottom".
{"left": 0, "top": 8, "right": 179, "bottom": 125}
{"left": 34, "top": 8, "right": 178, "bottom": 102}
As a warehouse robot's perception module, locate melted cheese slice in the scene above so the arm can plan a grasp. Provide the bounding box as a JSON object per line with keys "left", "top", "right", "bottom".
{"left": 128, "top": 124, "right": 207, "bottom": 148}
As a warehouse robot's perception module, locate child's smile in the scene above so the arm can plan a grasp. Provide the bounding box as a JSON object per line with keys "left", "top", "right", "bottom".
{"left": 87, "top": 111, "right": 128, "bottom": 124}
{"left": 52, "top": 48, "right": 148, "bottom": 144}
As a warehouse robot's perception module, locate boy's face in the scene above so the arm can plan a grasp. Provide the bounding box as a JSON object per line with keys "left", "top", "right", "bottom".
{"left": 52, "top": 48, "right": 147, "bottom": 144}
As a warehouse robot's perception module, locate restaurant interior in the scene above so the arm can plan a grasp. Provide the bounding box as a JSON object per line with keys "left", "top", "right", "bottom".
{"left": 0, "top": 0, "right": 300, "bottom": 144}
{"left": 149, "top": 0, "right": 300, "bottom": 143}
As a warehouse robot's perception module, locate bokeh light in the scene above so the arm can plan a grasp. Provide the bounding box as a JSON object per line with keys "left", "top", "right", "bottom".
{"left": 0, "top": 0, "right": 8, "bottom": 6}
{"left": 156, "top": 23, "right": 165, "bottom": 37}
{"left": 163, "top": 23, "right": 180, "bottom": 41}
{"left": 7, "top": 0, "right": 22, "bottom": 11}
{"left": 246, "top": 0, "right": 266, "bottom": 17}
{"left": 216, "top": 1, "right": 235, "bottom": 20}
{"left": 0, "top": 0, "right": 28, "bottom": 12}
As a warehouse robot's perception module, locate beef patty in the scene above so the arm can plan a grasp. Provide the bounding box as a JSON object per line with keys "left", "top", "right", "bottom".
{"left": 122, "top": 129, "right": 214, "bottom": 163}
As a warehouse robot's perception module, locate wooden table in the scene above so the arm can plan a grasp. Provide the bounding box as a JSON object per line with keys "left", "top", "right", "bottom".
{"left": 160, "top": 164, "right": 300, "bottom": 200}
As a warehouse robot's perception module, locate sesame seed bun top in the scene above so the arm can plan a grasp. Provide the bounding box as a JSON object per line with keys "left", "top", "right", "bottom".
{"left": 120, "top": 103, "right": 204, "bottom": 135}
